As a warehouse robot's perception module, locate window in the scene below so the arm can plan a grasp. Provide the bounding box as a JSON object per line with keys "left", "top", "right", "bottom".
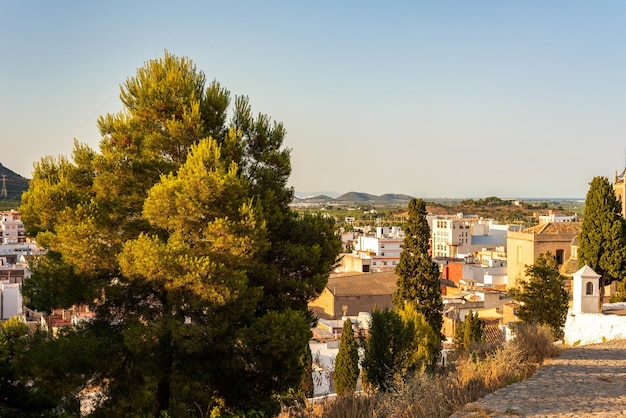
{"left": 556, "top": 249, "right": 564, "bottom": 265}
{"left": 586, "top": 282, "right": 594, "bottom": 295}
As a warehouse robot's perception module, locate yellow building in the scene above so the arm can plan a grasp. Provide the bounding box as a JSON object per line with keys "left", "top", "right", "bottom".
{"left": 309, "top": 272, "right": 397, "bottom": 319}
{"left": 506, "top": 222, "right": 581, "bottom": 289}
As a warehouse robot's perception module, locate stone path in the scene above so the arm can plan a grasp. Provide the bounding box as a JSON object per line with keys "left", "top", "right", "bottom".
{"left": 450, "top": 340, "right": 626, "bottom": 417}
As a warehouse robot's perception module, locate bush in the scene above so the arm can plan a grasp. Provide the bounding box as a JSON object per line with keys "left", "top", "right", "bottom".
{"left": 279, "top": 326, "right": 562, "bottom": 418}
{"left": 511, "top": 323, "right": 561, "bottom": 364}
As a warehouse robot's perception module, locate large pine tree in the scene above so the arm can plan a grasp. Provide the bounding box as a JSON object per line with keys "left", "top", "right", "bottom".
{"left": 578, "top": 176, "right": 626, "bottom": 304}
{"left": 19, "top": 52, "right": 341, "bottom": 416}
{"left": 393, "top": 198, "right": 443, "bottom": 343}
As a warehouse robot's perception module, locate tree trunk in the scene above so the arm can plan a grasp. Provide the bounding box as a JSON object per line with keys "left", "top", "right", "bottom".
{"left": 598, "top": 275, "right": 606, "bottom": 313}
{"left": 154, "top": 323, "right": 174, "bottom": 418}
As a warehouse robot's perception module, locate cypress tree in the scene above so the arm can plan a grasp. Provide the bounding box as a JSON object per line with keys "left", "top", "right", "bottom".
{"left": 393, "top": 198, "right": 443, "bottom": 343}
{"left": 361, "top": 308, "right": 411, "bottom": 392}
{"left": 333, "top": 318, "right": 360, "bottom": 396}
{"left": 578, "top": 176, "right": 626, "bottom": 305}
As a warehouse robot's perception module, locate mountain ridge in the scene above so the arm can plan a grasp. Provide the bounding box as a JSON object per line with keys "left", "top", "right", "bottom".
{"left": 293, "top": 191, "right": 415, "bottom": 205}
{"left": 0, "top": 163, "right": 30, "bottom": 200}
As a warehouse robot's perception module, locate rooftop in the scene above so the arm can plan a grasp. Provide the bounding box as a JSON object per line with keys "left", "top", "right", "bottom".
{"left": 519, "top": 222, "right": 581, "bottom": 235}
{"left": 327, "top": 271, "right": 397, "bottom": 296}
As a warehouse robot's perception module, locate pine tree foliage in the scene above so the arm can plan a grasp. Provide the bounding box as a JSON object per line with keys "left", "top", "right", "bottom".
{"left": 393, "top": 198, "right": 443, "bottom": 342}
{"left": 509, "top": 253, "right": 569, "bottom": 338}
{"left": 333, "top": 319, "right": 360, "bottom": 396}
{"left": 0, "top": 318, "right": 58, "bottom": 416}
{"left": 578, "top": 176, "right": 626, "bottom": 299}
{"left": 19, "top": 52, "right": 341, "bottom": 416}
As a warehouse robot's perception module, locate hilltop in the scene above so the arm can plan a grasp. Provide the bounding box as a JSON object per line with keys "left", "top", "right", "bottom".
{"left": 0, "top": 163, "right": 30, "bottom": 200}
{"left": 293, "top": 191, "right": 415, "bottom": 205}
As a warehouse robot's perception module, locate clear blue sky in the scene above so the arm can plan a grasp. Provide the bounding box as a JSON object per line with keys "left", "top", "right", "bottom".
{"left": 2, "top": 1, "right": 626, "bottom": 199}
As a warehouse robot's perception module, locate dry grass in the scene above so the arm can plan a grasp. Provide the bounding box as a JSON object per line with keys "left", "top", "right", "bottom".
{"left": 509, "top": 323, "right": 561, "bottom": 365}
{"left": 279, "top": 324, "right": 560, "bottom": 418}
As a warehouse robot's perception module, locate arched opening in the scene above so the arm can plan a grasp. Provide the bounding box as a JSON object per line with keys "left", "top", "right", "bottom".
{"left": 586, "top": 281, "right": 594, "bottom": 295}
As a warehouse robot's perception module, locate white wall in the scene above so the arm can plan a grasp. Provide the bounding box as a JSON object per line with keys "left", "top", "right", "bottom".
{"left": 484, "top": 273, "right": 507, "bottom": 286}
{"left": 1, "top": 282, "right": 22, "bottom": 319}
{"left": 564, "top": 309, "right": 626, "bottom": 346}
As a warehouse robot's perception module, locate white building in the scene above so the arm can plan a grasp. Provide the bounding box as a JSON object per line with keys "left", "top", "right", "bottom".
{"left": 538, "top": 210, "right": 578, "bottom": 224}
{"left": 431, "top": 216, "right": 517, "bottom": 260}
{"left": 0, "top": 282, "right": 22, "bottom": 319}
{"left": 352, "top": 226, "right": 404, "bottom": 272}
{"left": 1, "top": 210, "right": 26, "bottom": 244}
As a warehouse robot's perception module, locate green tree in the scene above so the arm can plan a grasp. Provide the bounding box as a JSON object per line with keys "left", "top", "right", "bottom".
{"left": 333, "top": 318, "right": 360, "bottom": 396}
{"left": 19, "top": 52, "right": 341, "bottom": 417}
{"left": 397, "top": 302, "right": 439, "bottom": 373}
{"left": 0, "top": 318, "right": 58, "bottom": 417}
{"left": 578, "top": 176, "right": 626, "bottom": 306}
{"left": 453, "top": 310, "right": 484, "bottom": 351}
{"left": 361, "top": 308, "right": 411, "bottom": 392}
{"left": 393, "top": 198, "right": 443, "bottom": 344}
{"left": 509, "top": 253, "right": 569, "bottom": 338}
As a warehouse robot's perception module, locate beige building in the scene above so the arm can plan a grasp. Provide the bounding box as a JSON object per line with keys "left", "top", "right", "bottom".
{"left": 309, "top": 272, "right": 397, "bottom": 319}
{"left": 506, "top": 222, "right": 581, "bottom": 289}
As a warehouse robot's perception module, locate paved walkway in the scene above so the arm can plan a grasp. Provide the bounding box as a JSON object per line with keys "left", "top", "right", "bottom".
{"left": 450, "top": 340, "right": 626, "bottom": 417}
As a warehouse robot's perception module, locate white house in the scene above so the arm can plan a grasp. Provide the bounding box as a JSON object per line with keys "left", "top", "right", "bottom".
{"left": 0, "top": 282, "right": 22, "bottom": 319}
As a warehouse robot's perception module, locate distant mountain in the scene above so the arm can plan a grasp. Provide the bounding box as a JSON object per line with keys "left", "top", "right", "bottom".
{"left": 294, "top": 190, "right": 341, "bottom": 199}
{"left": 292, "top": 191, "right": 415, "bottom": 205}
{"left": 292, "top": 194, "right": 336, "bottom": 204}
{"left": 0, "top": 163, "right": 29, "bottom": 200}
{"left": 335, "top": 191, "right": 379, "bottom": 202}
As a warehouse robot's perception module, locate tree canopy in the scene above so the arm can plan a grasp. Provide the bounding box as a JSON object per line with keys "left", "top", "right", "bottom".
{"left": 578, "top": 176, "right": 626, "bottom": 301}
{"left": 19, "top": 51, "right": 341, "bottom": 416}
{"left": 333, "top": 319, "right": 360, "bottom": 396}
{"left": 361, "top": 308, "right": 411, "bottom": 392}
{"left": 393, "top": 198, "right": 443, "bottom": 343}
{"left": 453, "top": 310, "right": 484, "bottom": 352}
{"left": 509, "top": 253, "right": 569, "bottom": 338}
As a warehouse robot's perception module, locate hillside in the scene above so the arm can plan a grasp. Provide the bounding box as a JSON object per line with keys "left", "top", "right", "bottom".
{"left": 0, "top": 163, "right": 30, "bottom": 200}
{"left": 295, "top": 191, "right": 416, "bottom": 205}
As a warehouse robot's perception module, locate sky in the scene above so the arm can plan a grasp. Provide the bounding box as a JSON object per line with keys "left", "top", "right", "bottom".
{"left": 2, "top": 1, "right": 626, "bottom": 199}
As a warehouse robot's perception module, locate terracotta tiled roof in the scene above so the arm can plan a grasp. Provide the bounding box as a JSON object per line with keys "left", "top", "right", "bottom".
{"left": 327, "top": 272, "right": 398, "bottom": 296}
{"left": 520, "top": 222, "right": 581, "bottom": 235}
{"left": 483, "top": 323, "right": 506, "bottom": 345}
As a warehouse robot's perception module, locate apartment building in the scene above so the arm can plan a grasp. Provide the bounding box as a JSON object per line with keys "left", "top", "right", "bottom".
{"left": 337, "top": 226, "right": 404, "bottom": 273}
{"left": 431, "top": 215, "right": 475, "bottom": 258}
{"left": 352, "top": 226, "right": 404, "bottom": 272}
{"left": 1, "top": 210, "right": 26, "bottom": 244}
{"left": 430, "top": 215, "right": 512, "bottom": 258}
